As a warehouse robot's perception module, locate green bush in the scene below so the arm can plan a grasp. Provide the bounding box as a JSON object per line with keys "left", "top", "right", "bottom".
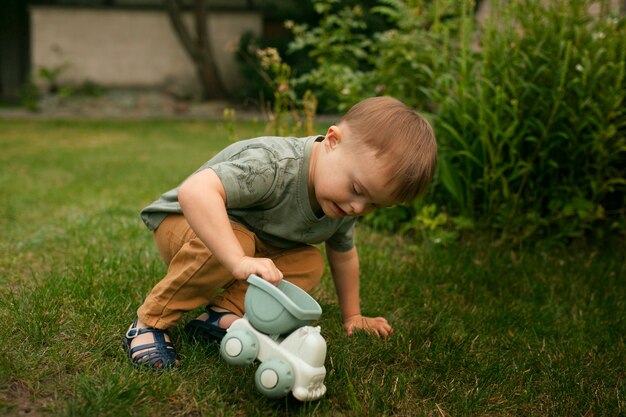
{"left": 286, "top": 0, "right": 469, "bottom": 112}
{"left": 430, "top": 0, "right": 626, "bottom": 240}
{"left": 283, "top": 0, "right": 625, "bottom": 241}
{"left": 368, "top": 0, "right": 464, "bottom": 110}
{"left": 287, "top": 0, "right": 374, "bottom": 112}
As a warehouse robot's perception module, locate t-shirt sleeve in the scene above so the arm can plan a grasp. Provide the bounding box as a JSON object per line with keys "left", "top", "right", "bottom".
{"left": 209, "top": 147, "right": 278, "bottom": 208}
{"left": 325, "top": 218, "right": 356, "bottom": 252}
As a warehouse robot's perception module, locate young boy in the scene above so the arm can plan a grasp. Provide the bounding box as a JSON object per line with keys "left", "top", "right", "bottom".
{"left": 124, "top": 96, "right": 437, "bottom": 369}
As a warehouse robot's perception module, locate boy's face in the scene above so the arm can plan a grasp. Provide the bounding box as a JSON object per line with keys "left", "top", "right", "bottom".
{"left": 309, "top": 125, "right": 397, "bottom": 219}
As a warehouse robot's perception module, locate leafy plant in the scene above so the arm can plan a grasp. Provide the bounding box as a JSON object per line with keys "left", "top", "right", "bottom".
{"left": 38, "top": 63, "right": 70, "bottom": 94}
{"left": 247, "top": 46, "right": 320, "bottom": 137}
{"left": 368, "top": 0, "right": 463, "bottom": 109}
{"left": 269, "top": 0, "right": 626, "bottom": 241}
{"left": 363, "top": 201, "right": 474, "bottom": 245}
{"left": 287, "top": 0, "right": 374, "bottom": 112}
{"left": 429, "top": 0, "right": 626, "bottom": 240}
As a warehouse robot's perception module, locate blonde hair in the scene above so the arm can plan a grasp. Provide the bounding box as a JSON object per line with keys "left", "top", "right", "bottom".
{"left": 340, "top": 96, "right": 437, "bottom": 203}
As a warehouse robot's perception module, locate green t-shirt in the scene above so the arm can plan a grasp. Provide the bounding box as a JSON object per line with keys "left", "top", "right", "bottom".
{"left": 140, "top": 135, "right": 356, "bottom": 252}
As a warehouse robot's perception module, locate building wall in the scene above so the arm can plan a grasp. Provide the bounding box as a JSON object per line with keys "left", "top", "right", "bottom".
{"left": 30, "top": 6, "right": 262, "bottom": 94}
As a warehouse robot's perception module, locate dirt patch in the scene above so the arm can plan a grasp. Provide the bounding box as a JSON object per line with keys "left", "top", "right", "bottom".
{"left": 2, "top": 378, "right": 42, "bottom": 417}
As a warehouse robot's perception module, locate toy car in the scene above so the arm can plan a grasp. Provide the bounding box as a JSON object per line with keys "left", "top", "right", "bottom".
{"left": 219, "top": 274, "right": 327, "bottom": 401}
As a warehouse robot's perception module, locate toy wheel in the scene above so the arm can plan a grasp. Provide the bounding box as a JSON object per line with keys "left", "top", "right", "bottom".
{"left": 220, "top": 330, "right": 259, "bottom": 366}
{"left": 254, "top": 359, "right": 295, "bottom": 399}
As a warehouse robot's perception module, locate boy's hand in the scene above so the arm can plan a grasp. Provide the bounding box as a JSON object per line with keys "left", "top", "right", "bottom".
{"left": 232, "top": 256, "right": 283, "bottom": 285}
{"left": 344, "top": 314, "right": 393, "bottom": 338}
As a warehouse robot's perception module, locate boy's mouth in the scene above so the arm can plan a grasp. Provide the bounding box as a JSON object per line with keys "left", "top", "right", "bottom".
{"left": 331, "top": 202, "right": 348, "bottom": 217}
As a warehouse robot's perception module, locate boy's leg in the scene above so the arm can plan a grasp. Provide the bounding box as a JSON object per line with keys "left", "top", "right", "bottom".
{"left": 137, "top": 215, "right": 256, "bottom": 329}
{"left": 211, "top": 238, "right": 325, "bottom": 316}
{"left": 126, "top": 216, "right": 257, "bottom": 367}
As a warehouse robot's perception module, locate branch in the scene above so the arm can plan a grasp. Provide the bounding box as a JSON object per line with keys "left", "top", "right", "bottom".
{"left": 164, "top": 0, "right": 199, "bottom": 61}
{"left": 195, "top": 0, "right": 209, "bottom": 51}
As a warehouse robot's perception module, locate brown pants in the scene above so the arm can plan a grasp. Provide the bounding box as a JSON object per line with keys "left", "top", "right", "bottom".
{"left": 137, "top": 215, "right": 325, "bottom": 329}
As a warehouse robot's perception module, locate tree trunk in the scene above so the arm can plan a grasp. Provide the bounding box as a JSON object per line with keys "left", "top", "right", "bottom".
{"left": 164, "top": 0, "right": 227, "bottom": 100}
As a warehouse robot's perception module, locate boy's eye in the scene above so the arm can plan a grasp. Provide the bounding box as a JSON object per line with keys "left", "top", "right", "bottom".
{"left": 353, "top": 184, "right": 361, "bottom": 195}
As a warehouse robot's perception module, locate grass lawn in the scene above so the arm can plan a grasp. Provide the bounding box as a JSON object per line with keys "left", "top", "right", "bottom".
{"left": 0, "top": 120, "right": 624, "bottom": 416}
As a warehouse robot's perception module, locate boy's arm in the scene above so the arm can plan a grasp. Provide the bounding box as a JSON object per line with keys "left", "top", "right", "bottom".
{"left": 178, "top": 168, "right": 283, "bottom": 284}
{"left": 325, "top": 244, "right": 393, "bottom": 337}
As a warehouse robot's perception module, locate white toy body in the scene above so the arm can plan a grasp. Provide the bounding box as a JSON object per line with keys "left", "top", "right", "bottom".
{"left": 221, "top": 317, "right": 327, "bottom": 401}
{"left": 220, "top": 275, "right": 327, "bottom": 400}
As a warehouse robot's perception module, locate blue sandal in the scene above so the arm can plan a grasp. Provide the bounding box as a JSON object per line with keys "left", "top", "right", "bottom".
{"left": 184, "top": 306, "right": 236, "bottom": 343}
{"left": 124, "top": 319, "right": 178, "bottom": 369}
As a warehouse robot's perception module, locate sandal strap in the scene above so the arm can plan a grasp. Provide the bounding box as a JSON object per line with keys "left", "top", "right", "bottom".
{"left": 133, "top": 348, "right": 176, "bottom": 367}
{"left": 184, "top": 307, "right": 235, "bottom": 343}
{"left": 130, "top": 341, "right": 176, "bottom": 367}
{"left": 124, "top": 319, "right": 178, "bottom": 368}
{"left": 204, "top": 306, "right": 235, "bottom": 328}
{"left": 126, "top": 325, "right": 167, "bottom": 339}
{"left": 129, "top": 340, "right": 175, "bottom": 355}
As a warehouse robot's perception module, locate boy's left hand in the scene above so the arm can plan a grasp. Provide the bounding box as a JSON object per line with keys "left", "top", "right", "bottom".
{"left": 344, "top": 314, "right": 393, "bottom": 338}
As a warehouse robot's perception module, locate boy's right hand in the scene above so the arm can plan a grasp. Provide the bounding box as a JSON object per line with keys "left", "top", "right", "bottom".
{"left": 232, "top": 256, "right": 283, "bottom": 285}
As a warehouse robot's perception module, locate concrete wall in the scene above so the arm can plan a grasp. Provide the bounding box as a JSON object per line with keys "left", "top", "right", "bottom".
{"left": 30, "top": 6, "right": 262, "bottom": 95}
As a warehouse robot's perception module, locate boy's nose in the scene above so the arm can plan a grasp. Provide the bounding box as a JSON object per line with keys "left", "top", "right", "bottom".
{"left": 351, "top": 200, "right": 367, "bottom": 215}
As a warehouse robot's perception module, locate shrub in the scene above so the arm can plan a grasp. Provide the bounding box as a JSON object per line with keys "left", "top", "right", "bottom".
{"left": 368, "top": 0, "right": 464, "bottom": 110}
{"left": 287, "top": 0, "right": 374, "bottom": 113}
{"left": 283, "top": 0, "right": 626, "bottom": 241}
{"left": 430, "top": 0, "right": 626, "bottom": 240}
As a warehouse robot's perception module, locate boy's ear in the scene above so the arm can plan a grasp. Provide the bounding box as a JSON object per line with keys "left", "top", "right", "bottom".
{"left": 325, "top": 125, "right": 343, "bottom": 149}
